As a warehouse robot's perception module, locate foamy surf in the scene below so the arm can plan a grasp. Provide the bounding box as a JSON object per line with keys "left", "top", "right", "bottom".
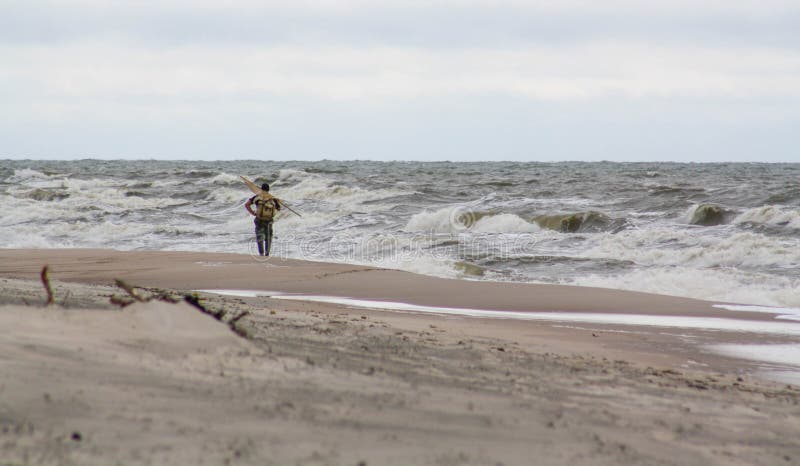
{"left": 707, "top": 343, "right": 800, "bottom": 385}
{"left": 712, "top": 304, "right": 800, "bottom": 322}
{"left": 3, "top": 160, "right": 799, "bottom": 308}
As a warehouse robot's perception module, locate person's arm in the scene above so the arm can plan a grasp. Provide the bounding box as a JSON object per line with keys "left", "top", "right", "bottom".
{"left": 274, "top": 198, "right": 282, "bottom": 211}
{"left": 245, "top": 197, "right": 256, "bottom": 216}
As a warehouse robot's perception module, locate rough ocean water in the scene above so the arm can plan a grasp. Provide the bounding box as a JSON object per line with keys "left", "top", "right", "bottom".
{"left": 2, "top": 160, "right": 799, "bottom": 307}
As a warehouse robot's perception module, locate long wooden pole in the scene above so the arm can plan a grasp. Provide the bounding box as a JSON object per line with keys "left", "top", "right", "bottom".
{"left": 239, "top": 175, "right": 302, "bottom": 217}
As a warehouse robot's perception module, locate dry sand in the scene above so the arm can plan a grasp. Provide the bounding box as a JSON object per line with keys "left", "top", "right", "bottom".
{"left": 1, "top": 248, "right": 799, "bottom": 465}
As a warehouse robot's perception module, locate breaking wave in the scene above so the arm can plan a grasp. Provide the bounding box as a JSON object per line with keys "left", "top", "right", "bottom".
{"left": 734, "top": 205, "right": 800, "bottom": 229}
{"left": 683, "top": 204, "right": 735, "bottom": 226}
{"left": 583, "top": 229, "right": 799, "bottom": 269}
{"left": 532, "top": 211, "right": 625, "bottom": 233}
{"left": 573, "top": 268, "right": 800, "bottom": 308}
{"left": 405, "top": 206, "right": 538, "bottom": 234}
{"left": 680, "top": 204, "right": 800, "bottom": 230}
{"left": 277, "top": 172, "right": 409, "bottom": 205}
{"left": 2, "top": 160, "right": 798, "bottom": 308}
{"left": 209, "top": 172, "right": 242, "bottom": 186}
{"left": 5, "top": 168, "right": 60, "bottom": 182}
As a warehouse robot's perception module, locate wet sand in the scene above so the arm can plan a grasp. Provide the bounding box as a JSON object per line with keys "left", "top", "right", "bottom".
{"left": 1, "top": 248, "right": 799, "bottom": 465}
{"left": 0, "top": 248, "right": 770, "bottom": 317}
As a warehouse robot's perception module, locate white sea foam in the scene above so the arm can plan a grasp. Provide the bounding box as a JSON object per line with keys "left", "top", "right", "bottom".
{"left": 275, "top": 168, "right": 312, "bottom": 183}
{"left": 150, "top": 179, "right": 183, "bottom": 188}
{"left": 404, "top": 206, "right": 538, "bottom": 234}
{"left": 6, "top": 176, "right": 119, "bottom": 193}
{"left": 1, "top": 219, "right": 155, "bottom": 249}
{"left": 572, "top": 268, "right": 800, "bottom": 308}
{"left": 274, "top": 209, "right": 344, "bottom": 231}
{"left": 210, "top": 172, "right": 242, "bottom": 185}
{"left": 6, "top": 168, "right": 55, "bottom": 182}
{"left": 712, "top": 304, "right": 800, "bottom": 322}
{"left": 706, "top": 343, "right": 800, "bottom": 384}
{"left": 280, "top": 174, "right": 407, "bottom": 205}
{"left": 0, "top": 231, "right": 66, "bottom": 249}
{"left": 583, "top": 229, "right": 799, "bottom": 269}
{"left": 262, "top": 294, "right": 800, "bottom": 336}
{"left": 360, "top": 253, "right": 461, "bottom": 279}
{"left": 199, "top": 289, "right": 793, "bottom": 333}
{"left": 734, "top": 205, "right": 800, "bottom": 229}
{"left": 529, "top": 197, "right": 598, "bottom": 208}
{"left": 207, "top": 187, "right": 248, "bottom": 204}
{"left": 194, "top": 290, "right": 800, "bottom": 337}
{"left": 7, "top": 190, "right": 187, "bottom": 222}
{"left": 680, "top": 204, "right": 700, "bottom": 224}
{"left": 708, "top": 344, "right": 800, "bottom": 368}
{"left": 279, "top": 231, "right": 464, "bottom": 279}
{"left": 472, "top": 213, "right": 540, "bottom": 233}
{"left": 59, "top": 177, "right": 121, "bottom": 190}
{"left": 404, "top": 206, "right": 462, "bottom": 233}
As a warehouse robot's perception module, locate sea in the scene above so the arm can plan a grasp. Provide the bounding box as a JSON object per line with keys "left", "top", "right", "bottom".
{"left": 2, "top": 160, "right": 799, "bottom": 308}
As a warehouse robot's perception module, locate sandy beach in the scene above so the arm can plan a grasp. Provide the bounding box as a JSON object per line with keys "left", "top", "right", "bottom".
{"left": 1, "top": 248, "right": 799, "bottom": 465}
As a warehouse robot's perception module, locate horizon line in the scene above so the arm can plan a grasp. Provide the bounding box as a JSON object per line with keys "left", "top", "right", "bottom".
{"left": 2, "top": 157, "right": 798, "bottom": 165}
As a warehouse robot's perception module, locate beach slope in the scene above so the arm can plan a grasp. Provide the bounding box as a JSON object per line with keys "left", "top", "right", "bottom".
{"left": 1, "top": 249, "right": 799, "bottom": 465}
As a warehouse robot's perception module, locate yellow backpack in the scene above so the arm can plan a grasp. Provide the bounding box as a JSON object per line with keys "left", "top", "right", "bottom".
{"left": 255, "top": 196, "right": 277, "bottom": 221}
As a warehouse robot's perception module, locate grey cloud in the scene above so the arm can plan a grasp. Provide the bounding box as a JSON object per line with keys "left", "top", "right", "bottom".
{"left": 3, "top": 93, "right": 799, "bottom": 162}
{"left": 2, "top": 1, "right": 798, "bottom": 162}
{"left": 1, "top": 3, "right": 798, "bottom": 49}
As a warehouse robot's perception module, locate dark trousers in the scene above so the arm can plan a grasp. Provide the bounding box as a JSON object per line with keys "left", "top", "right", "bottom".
{"left": 254, "top": 219, "right": 274, "bottom": 256}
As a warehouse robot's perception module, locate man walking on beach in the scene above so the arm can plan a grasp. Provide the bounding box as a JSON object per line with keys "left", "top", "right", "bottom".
{"left": 245, "top": 183, "right": 282, "bottom": 256}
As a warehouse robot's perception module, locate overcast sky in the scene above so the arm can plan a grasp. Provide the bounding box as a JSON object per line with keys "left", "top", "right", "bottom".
{"left": 2, "top": 0, "right": 799, "bottom": 162}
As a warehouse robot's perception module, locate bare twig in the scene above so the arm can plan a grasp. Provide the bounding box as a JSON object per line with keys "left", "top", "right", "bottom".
{"left": 228, "top": 311, "right": 251, "bottom": 337}
{"left": 229, "top": 310, "right": 250, "bottom": 325}
{"left": 40, "top": 266, "right": 55, "bottom": 306}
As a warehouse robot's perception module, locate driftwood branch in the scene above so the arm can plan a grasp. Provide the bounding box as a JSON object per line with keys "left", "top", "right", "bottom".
{"left": 40, "top": 266, "right": 55, "bottom": 306}
{"left": 183, "top": 294, "right": 225, "bottom": 320}
{"left": 107, "top": 279, "right": 248, "bottom": 337}
{"left": 144, "top": 287, "right": 179, "bottom": 304}
{"left": 228, "top": 311, "right": 251, "bottom": 337}
{"left": 109, "top": 295, "right": 136, "bottom": 307}
{"left": 114, "top": 279, "right": 146, "bottom": 302}
{"left": 229, "top": 311, "right": 250, "bottom": 325}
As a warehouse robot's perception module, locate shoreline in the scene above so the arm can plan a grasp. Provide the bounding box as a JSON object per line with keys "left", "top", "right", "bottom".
{"left": 0, "top": 247, "right": 767, "bottom": 315}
